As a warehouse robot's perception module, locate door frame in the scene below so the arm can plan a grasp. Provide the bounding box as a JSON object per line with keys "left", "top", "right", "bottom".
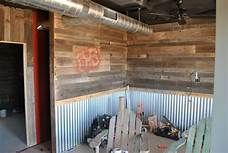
{"left": 0, "top": 41, "right": 37, "bottom": 147}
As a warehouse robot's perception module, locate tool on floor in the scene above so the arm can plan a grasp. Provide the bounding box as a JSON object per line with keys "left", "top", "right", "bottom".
{"left": 157, "top": 144, "right": 168, "bottom": 149}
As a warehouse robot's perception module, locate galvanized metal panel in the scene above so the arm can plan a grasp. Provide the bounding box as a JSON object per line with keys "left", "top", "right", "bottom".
{"left": 55, "top": 88, "right": 213, "bottom": 153}
{"left": 55, "top": 91, "right": 126, "bottom": 153}
{"left": 129, "top": 89, "right": 213, "bottom": 131}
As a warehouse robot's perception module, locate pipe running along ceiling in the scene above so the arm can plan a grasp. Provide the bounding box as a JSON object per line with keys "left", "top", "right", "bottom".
{"left": 3, "top": 0, "right": 153, "bottom": 34}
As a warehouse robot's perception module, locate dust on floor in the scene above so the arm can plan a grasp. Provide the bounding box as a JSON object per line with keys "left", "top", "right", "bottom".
{"left": 18, "top": 134, "right": 185, "bottom": 153}
{"left": 66, "top": 133, "right": 178, "bottom": 153}
{"left": 0, "top": 113, "right": 26, "bottom": 153}
{"left": 18, "top": 142, "right": 51, "bottom": 153}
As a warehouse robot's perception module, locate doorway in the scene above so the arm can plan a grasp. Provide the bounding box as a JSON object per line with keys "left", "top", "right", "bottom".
{"left": 0, "top": 43, "right": 26, "bottom": 153}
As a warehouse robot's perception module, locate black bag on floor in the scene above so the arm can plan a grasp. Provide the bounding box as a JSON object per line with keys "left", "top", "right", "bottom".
{"left": 90, "top": 114, "right": 112, "bottom": 138}
{"left": 154, "top": 116, "right": 180, "bottom": 140}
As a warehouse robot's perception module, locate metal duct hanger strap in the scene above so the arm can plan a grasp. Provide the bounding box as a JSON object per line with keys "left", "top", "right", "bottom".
{"left": 4, "top": 0, "right": 153, "bottom": 34}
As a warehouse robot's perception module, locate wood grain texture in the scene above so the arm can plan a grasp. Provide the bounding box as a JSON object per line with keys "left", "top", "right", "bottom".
{"left": 49, "top": 12, "right": 57, "bottom": 153}
{"left": 0, "top": 5, "right": 36, "bottom": 146}
{"left": 53, "top": 14, "right": 128, "bottom": 101}
{"left": 107, "top": 116, "right": 116, "bottom": 151}
{"left": 193, "top": 119, "right": 206, "bottom": 153}
{"left": 185, "top": 124, "right": 197, "bottom": 153}
{"left": 127, "top": 20, "right": 215, "bottom": 94}
{"left": 202, "top": 119, "right": 212, "bottom": 153}
{"left": 0, "top": 6, "right": 33, "bottom": 65}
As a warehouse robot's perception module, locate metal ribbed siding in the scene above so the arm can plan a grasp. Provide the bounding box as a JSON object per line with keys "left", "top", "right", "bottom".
{"left": 55, "top": 89, "right": 213, "bottom": 153}
{"left": 55, "top": 91, "right": 125, "bottom": 153}
{"left": 129, "top": 89, "right": 213, "bottom": 131}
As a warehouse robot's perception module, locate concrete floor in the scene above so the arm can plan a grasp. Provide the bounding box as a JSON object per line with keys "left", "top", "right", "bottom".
{"left": 15, "top": 134, "right": 184, "bottom": 153}
{"left": 66, "top": 133, "right": 184, "bottom": 153}
{"left": 0, "top": 113, "right": 27, "bottom": 153}
{"left": 19, "top": 142, "right": 51, "bottom": 153}
{"left": 17, "top": 134, "right": 185, "bottom": 153}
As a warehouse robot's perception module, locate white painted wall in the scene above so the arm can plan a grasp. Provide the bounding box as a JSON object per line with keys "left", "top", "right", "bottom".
{"left": 211, "top": 1, "right": 228, "bottom": 153}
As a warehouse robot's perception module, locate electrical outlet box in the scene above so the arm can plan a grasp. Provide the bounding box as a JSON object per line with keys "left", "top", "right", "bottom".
{"left": 137, "top": 54, "right": 148, "bottom": 58}
{"left": 160, "top": 75, "right": 169, "bottom": 80}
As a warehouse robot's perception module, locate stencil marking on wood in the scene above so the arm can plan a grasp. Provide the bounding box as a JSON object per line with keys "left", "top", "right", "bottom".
{"left": 73, "top": 46, "right": 101, "bottom": 72}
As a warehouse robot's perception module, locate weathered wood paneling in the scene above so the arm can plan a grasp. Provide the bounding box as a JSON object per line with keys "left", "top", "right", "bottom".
{"left": 127, "top": 20, "right": 215, "bottom": 94}
{"left": 0, "top": 5, "right": 33, "bottom": 65}
{"left": 53, "top": 14, "right": 127, "bottom": 101}
{"left": 0, "top": 5, "right": 36, "bottom": 146}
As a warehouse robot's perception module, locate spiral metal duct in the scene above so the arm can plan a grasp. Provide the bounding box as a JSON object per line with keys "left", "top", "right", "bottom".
{"left": 4, "top": 0, "right": 153, "bottom": 34}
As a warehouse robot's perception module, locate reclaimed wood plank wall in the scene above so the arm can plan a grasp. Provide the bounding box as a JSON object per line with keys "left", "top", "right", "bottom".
{"left": 0, "top": 5, "right": 36, "bottom": 146}
{"left": 0, "top": 5, "right": 33, "bottom": 65}
{"left": 53, "top": 14, "right": 128, "bottom": 101}
{"left": 127, "top": 19, "right": 215, "bottom": 94}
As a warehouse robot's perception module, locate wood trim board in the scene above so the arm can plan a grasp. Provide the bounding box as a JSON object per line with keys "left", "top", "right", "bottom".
{"left": 0, "top": 41, "right": 37, "bottom": 146}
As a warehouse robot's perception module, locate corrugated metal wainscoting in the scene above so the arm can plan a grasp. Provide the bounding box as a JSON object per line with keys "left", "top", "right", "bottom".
{"left": 55, "top": 88, "right": 213, "bottom": 153}
{"left": 55, "top": 90, "right": 126, "bottom": 153}
{"left": 129, "top": 88, "right": 213, "bottom": 131}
